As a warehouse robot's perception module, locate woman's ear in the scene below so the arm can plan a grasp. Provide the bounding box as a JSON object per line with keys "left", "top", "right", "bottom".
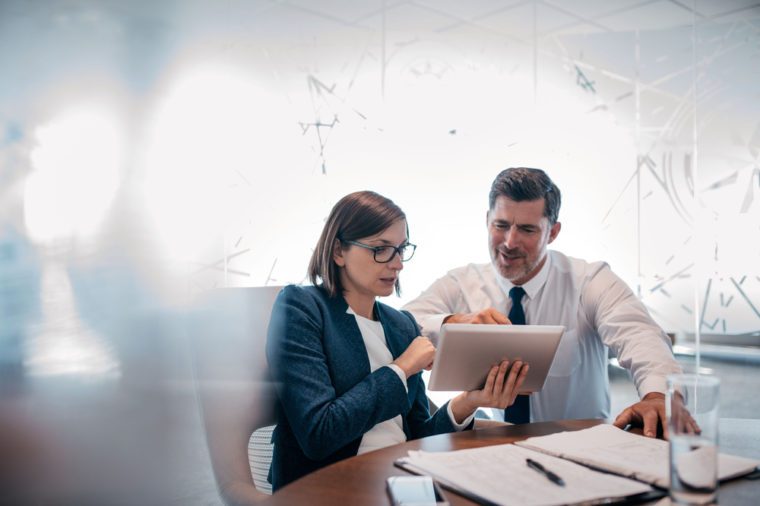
{"left": 333, "top": 239, "right": 346, "bottom": 267}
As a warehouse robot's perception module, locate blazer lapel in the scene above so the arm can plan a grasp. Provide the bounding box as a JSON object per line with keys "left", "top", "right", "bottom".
{"left": 375, "top": 303, "right": 407, "bottom": 360}
{"left": 376, "top": 303, "right": 416, "bottom": 427}
{"left": 324, "top": 292, "right": 371, "bottom": 378}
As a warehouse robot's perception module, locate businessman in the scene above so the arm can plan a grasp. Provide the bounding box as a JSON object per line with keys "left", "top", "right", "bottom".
{"left": 404, "top": 167, "right": 682, "bottom": 438}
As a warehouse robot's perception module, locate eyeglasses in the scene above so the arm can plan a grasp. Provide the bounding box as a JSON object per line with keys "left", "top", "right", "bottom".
{"left": 342, "top": 240, "right": 417, "bottom": 263}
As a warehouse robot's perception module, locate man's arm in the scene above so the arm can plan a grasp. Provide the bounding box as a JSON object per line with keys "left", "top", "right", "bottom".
{"left": 583, "top": 264, "right": 682, "bottom": 438}
{"left": 403, "top": 272, "right": 467, "bottom": 340}
{"left": 403, "top": 269, "right": 509, "bottom": 339}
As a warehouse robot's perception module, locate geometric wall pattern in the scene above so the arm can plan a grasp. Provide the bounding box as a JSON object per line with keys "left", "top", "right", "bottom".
{"left": 1, "top": 1, "right": 759, "bottom": 361}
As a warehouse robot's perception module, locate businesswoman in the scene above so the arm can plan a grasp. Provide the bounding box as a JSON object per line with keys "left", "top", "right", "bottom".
{"left": 266, "top": 191, "right": 529, "bottom": 490}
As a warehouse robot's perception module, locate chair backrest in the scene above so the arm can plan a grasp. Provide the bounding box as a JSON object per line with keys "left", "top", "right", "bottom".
{"left": 248, "top": 424, "right": 276, "bottom": 494}
{"left": 191, "top": 286, "right": 282, "bottom": 502}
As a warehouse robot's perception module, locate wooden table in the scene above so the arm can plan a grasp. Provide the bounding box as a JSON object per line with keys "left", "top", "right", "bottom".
{"left": 264, "top": 419, "right": 760, "bottom": 505}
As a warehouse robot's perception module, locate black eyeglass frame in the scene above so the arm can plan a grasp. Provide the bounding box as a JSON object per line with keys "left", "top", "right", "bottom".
{"left": 341, "top": 239, "right": 417, "bottom": 263}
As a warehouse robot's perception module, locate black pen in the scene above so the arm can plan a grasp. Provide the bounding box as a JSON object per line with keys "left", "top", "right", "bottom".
{"left": 526, "top": 458, "right": 566, "bottom": 486}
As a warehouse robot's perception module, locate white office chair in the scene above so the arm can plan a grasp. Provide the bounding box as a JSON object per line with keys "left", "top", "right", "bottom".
{"left": 191, "top": 286, "right": 282, "bottom": 504}
{"left": 247, "top": 424, "right": 275, "bottom": 493}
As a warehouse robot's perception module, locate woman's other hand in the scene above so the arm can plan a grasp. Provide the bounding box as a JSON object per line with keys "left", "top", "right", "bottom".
{"left": 392, "top": 336, "right": 436, "bottom": 378}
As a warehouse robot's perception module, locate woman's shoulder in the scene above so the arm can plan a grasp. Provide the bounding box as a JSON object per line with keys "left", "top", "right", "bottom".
{"left": 279, "top": 284, "right": 325, "bottom": 301}
{"left": 276, "top": 284, "right": 336, "bottom": 314}
{"left": 269, "top": 285, "right": 330, "bottom": 336}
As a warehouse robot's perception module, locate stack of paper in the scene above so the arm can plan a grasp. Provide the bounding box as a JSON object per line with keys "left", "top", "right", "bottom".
{"left": 515, "top": 424, "right": 760, "bottom": 488}
{"left": 397, "top": 443, "right": 653, "bottom": 506}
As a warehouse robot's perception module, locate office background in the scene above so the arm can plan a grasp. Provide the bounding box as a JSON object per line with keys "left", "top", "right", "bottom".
{"left": 0, "top": 1, "right": 758, "bottom": 503}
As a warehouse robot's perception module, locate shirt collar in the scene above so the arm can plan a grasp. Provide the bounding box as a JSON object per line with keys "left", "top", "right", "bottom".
{"left": 492, "top": 251, "right": 552, "bottom": 301}
{"left": 346, "top": 304, "right": 381, "bottom": 323}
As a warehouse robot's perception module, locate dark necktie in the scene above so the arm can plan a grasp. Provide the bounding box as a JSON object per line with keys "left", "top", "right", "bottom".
{"left": 504, "top": 286, "right": 530, "bottom": 424}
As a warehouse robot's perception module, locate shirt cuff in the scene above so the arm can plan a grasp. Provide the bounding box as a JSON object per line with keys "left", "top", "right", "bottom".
{"left": 386, "top": 364, "right": 408, "bottom": 393}
{"left": 446, "top": 400, "right": 475, "bottom": 431}
{"left": 635, "top": 360, "right": 683, "bottom": 397}
{"left": 421, "top": 314, "right": 450, "bottom": 345}
{"left": 637, "top": 375, "right": 671, "bottom": 398}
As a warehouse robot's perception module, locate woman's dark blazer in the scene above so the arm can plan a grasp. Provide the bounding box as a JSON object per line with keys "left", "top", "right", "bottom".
{"left": 266, "top": 285, "right": 465, "bottom": 490}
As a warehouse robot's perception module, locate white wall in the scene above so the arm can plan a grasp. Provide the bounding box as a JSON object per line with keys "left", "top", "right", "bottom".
{"left": 1, "top": 2, "right": 759, "bottom": 370}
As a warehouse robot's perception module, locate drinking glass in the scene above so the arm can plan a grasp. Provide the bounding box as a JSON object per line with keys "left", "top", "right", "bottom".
{"left": 667, "top": 373, "right": 720, "bottom": 505}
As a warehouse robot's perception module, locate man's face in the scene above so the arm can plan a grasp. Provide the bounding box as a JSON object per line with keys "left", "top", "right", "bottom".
{"left": 487, "top": 196, "right": 561, "bottom": 285}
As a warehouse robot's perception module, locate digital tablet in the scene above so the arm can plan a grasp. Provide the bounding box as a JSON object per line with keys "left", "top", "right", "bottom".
{"left": 427, "top": 324, "right": 565, "bottom": 392}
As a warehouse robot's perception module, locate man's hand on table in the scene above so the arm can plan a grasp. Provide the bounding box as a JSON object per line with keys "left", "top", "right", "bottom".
{"left": 613, "top": 392, "right": 668, "bottom": 439}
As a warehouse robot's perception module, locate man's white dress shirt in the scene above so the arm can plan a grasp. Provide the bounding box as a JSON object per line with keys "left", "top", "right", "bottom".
{"left": 403, "top": 250, "right": 681, "bottom": 422}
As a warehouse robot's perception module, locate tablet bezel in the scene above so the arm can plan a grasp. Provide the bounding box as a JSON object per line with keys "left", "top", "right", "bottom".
{"left": 427, "top": 324, "right": 565, "bottom": 392}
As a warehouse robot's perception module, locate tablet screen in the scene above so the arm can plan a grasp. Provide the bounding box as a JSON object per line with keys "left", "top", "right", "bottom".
{"left": 428, "top": 324, "right": 564, "bottom": 392}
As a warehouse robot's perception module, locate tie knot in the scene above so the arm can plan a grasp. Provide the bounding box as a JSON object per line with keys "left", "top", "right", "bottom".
{"left": 509, "top": 286, "right": 525, "bottom": 303}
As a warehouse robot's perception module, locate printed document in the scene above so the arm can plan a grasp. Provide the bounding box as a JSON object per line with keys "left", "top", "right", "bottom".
{"left": 397, "top": 443, "right": 652, "bottom": 506}
{"left": 515, "top": 424, "right": 759, "bottom": 488}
